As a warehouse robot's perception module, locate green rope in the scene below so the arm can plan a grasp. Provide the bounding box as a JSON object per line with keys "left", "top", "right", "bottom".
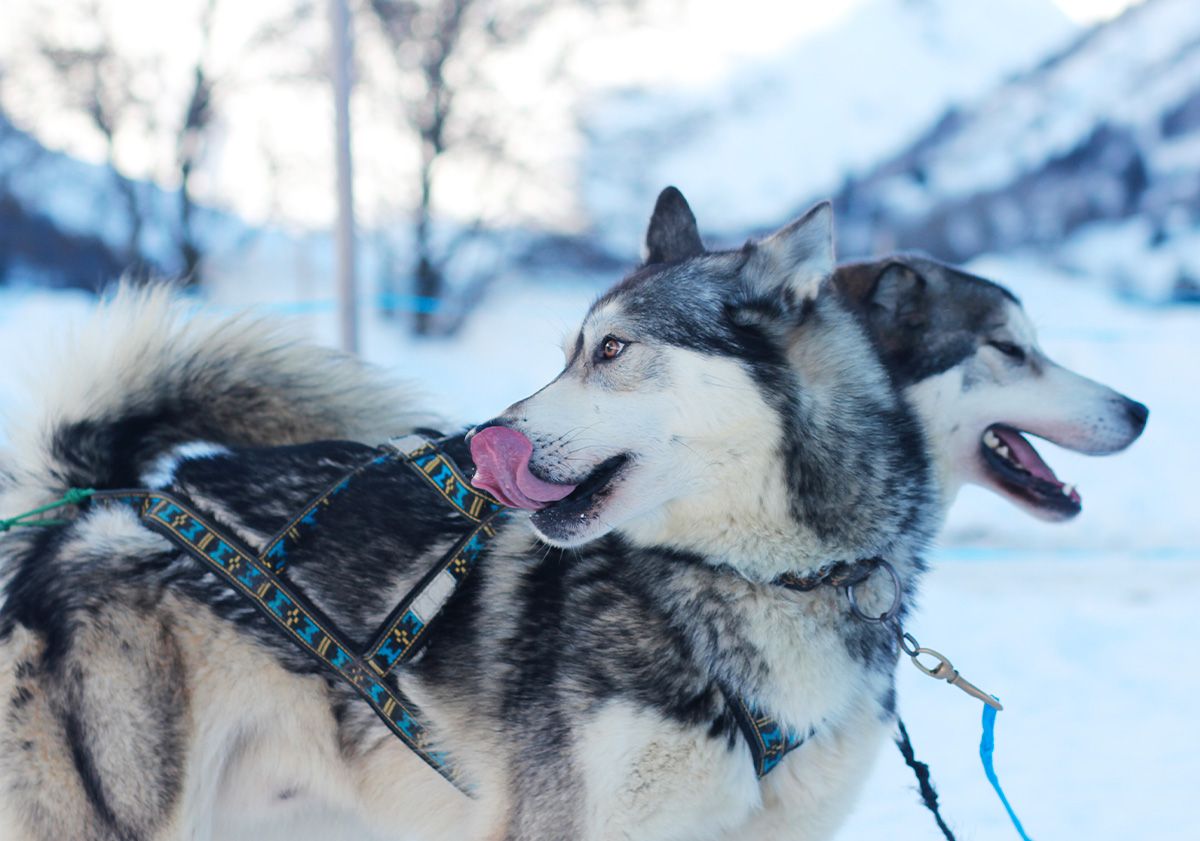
{"left": 0, "top": 488, "right": 95, "bottom": 533}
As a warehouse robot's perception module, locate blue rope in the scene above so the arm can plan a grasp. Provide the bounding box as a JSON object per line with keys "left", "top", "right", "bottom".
{"left": 980, "top": 701, "right": 1034, "bottom": 841}
{"left": 211, "top": 293, "right": 446, "bottom": 317}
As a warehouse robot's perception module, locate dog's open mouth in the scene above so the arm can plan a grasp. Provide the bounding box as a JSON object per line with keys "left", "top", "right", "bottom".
{"left": 980, "top": 424, "right": 1081, "bottom": 518}
{"left": 529, "top": 453, "right": 631, "bottom": 526}
{"left": 469, "top": 426, "right": 631, "bottom": 527}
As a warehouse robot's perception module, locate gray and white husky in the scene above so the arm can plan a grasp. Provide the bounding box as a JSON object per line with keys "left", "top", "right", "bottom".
{"left": 0, "top": 191, "right": 1145, "bottom": 841}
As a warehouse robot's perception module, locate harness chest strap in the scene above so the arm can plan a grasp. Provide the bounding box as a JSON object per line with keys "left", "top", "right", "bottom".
{"left": 721, "top": 558, "right": 889, "bottom": 777}
{"left": 726, "top": 693, "right": 813, "bottom": 777}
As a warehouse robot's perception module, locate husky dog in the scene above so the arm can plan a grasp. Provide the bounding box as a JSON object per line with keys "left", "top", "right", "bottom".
{"left": 833, "top": 255, "right": 1149, "bottom": 520}
{"left": 0, "top": 193, "right": 1145, "bottom": 841}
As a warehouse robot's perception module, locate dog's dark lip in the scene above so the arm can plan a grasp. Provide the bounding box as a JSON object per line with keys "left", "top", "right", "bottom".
{"left": 560, "top": 454, "right": 631, "bottom": 507}
{"left": 980, "top": 424, "right": 1081, "bottom": 518}
{"left": 530, "top": 454, "right": 630, "bottom": 523}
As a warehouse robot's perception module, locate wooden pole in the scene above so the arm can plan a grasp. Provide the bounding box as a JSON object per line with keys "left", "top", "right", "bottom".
{"left": 330, "top": 0, "right": 358, "bottom": 354}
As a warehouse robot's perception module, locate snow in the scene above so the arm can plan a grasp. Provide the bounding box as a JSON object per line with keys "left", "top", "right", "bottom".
{"left": 1056, "top": 216, "right": 1200, "bottom": 303}
{"left": 841, "top": 551, "right": 1197, "bottom": 841}
{"left": 713, "top": 0, "right": 1200, "bottom": 304}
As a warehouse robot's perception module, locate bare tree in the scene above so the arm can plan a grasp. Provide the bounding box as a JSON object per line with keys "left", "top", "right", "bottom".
{"left": 23, "top": 0, "right": 228, "bottom": 283}
{"left": 35, "top": 3, "right": 147, "bottom": 267}
{"left": 176, "top": 0, "right": 219, "bottom": 282}
{"left": 366, "top": 0, "right": 627, "bottom": 334}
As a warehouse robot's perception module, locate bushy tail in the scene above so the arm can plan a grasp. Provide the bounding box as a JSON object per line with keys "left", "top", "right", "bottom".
{"left": 0, "top": 283, "right": 438, "bottom": 508}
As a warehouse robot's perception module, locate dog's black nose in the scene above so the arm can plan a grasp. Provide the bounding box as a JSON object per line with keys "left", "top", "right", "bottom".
{"left": 466, "top": 419, "right": 507, "bottom": 442}
{"left": 1124, "top": 398, "right": 1149, "bottom": 433}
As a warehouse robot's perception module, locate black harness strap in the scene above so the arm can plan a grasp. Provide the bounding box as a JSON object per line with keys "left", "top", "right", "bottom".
{"left": 365, "top": 514, "right": 503, "bottom": 676}
{"left": 722, "top": 557, "right": 885, "bottom": 776}
{"left": 89, "top": 433, "right": 509, "bottom": 796}
{"left": 259, "top": 449, "right": 403, "bottom": 571}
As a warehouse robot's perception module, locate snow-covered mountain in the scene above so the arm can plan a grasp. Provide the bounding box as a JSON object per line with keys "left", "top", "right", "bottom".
{"left": 580, "top": 0, "right": 1077, "bottom": 254}
{"left": 818, "top": 0, "right": 1200, "bottom": 302}
{"left": 0, "top": 115, "right": 128, "bottom": 289}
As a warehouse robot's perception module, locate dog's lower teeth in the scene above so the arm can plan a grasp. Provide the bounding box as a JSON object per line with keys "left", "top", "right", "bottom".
{"left": 983, "top": 430, "right": 1000, "bottom": 448}
{"left": 996, "top": 445, "right": 1010, "bottom": 459}
{"left": 1062, "top": 484, "right": 1076, "bottom": 497}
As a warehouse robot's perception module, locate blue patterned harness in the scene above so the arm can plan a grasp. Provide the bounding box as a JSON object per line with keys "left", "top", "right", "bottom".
{"left": 91, "top": 433, "right": 805, "bottom": 791}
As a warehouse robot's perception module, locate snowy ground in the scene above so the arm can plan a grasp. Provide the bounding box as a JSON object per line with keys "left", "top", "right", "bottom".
{"left": 842, "top": 552, "right": 1197, "bottom": 841}
{"left": 0, "top": 256, "right": 1196, "bottom": 839}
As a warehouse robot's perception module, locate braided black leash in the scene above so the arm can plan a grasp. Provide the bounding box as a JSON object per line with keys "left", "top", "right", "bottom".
{"left": 896, "top": 717, "right": 957, "bottom": 841}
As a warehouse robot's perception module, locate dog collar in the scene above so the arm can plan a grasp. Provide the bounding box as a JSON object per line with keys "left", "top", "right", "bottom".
{"left": 774, "top": 556, "right": 885, "bottom": 593}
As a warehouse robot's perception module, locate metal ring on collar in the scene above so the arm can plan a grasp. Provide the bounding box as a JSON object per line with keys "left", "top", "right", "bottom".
{"left": 845, "top": 559, "right": 902, "bottom": 624}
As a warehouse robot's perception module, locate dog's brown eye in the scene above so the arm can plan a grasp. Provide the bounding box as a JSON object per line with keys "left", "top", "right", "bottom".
{"left": 598, "top": 336, "right": 626, "bottom": 361}
{"left": 989, "top": 341, "right": 1026, "bottom": 363}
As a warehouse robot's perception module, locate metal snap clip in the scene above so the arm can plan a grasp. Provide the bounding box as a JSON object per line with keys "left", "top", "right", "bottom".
{"left": 909, "top": 645, "right": 1003, "bottom": 711}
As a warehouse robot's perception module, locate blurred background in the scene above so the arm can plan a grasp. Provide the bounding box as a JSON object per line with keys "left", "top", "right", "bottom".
{"left": 0, "top": 0, "right": 1195, "bottom": 838}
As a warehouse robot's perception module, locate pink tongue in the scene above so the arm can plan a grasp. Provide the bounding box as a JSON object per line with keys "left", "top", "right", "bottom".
{"left": 469, "top": 426, "right": 578, "bottom": 510}
{"left": 994, "top": 427, "right": 1059, "bottom": 485}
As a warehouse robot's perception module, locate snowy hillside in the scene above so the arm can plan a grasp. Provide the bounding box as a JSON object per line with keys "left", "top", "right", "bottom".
{"left": 0, "top": 110, "right": 281, "bottom": 289}
{"left": 580, "top": 0, "right": 1076, "bottom": 254}
{"left": 0, "top": 115, "right": 126, "bottom": 288}
{"left": 822, "top": 0, "right": 1200, "bottom": 301}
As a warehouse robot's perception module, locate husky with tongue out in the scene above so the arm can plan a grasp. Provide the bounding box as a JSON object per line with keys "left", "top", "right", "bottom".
{"left": 453, "top": 194, "right": 945, "bottom": 841}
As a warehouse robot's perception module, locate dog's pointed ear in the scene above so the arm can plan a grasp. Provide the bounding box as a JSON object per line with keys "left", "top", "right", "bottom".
{"left": 643, "top": 186, "right": 704, "bottom": 265}
{"left": 742, "top": 201, "right": 834, "bottom": 301}
{"left": 869, "top": 261, "right": 927, "bottom": 327}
